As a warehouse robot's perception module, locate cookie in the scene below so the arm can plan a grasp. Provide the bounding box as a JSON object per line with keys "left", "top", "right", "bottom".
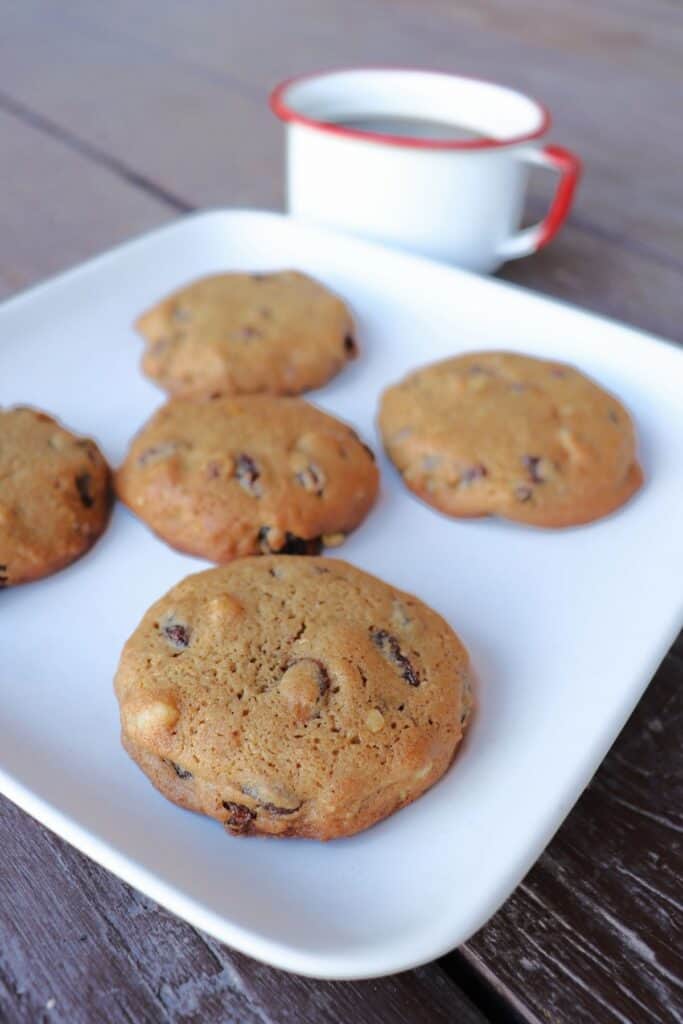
{"left": 116, "top": 394, "right": 379, "bottom": 561}
{"left": 114, "top": 556, "right": 472, "bottom": 840}
{"left": 379, "top": 351, "right": 643, "bottom": 528}
{"left": 0, "top": 406, "right": 111, "bottom": 586}
{"left": 136, "top": 270, "right": 356, "bottom": 397}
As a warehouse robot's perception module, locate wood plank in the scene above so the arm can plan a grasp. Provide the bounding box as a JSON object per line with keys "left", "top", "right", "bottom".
{"left": 0, "top": 796, "right": 489, "bottom": 1024}
{"left": 0, "top": 794, "right": 267, "bottom": 1024}
{"left": 0, "top": 4, "right": 275, "bottom": 211}
{"left": 446, "top": 636, "right": 683, "bottom": 1024}
{"left": 499, "top": 216, "right": 683, "bottom": 344}
{"left": 225, "top": 948, "right": 489, "bottom": 1024}
{"left": 0, "top": 108, "right": 172, "bottom": 300}
{"left": 0, "top": 0, "right": 681, "bottom": 267}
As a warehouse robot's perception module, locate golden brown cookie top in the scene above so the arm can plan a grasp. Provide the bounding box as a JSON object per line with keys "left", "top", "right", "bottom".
{"left": 0, "top": 406, "right": 111, "bottom": 586}
{"left": 114, "top": 557, "right": 471, "bottom": 839}
{"left": 136, "top": 270, "right": 356, "bottom": 397}
{"left": 379, "top": 351, "right": 643, "bottom": 528}
{"left": 116, "top": 394, "right": 379, "bottom": 561}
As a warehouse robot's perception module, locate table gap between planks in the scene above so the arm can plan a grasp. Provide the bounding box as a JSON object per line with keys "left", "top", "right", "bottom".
{"left": 0, "top": 2, "right": 681, "bottom": 1023}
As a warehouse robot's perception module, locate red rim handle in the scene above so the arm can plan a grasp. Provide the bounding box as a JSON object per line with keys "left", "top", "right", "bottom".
{"left": 536, "top": 144, "right": 583, "bottom": 249}
{"left": 497, "top": 144, "right": 582, "bottom": 261}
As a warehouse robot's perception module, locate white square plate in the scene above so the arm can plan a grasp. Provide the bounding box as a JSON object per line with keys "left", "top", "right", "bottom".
{"left": 2, "top": 211, "right": 682, "bottom": 979}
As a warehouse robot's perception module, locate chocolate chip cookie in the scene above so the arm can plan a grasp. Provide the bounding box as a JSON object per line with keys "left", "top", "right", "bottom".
{"left": 379, "top": 351, "right": 643, "bottom": 528}
{"left": 116, "top": 395, "right": 379, "bottom": 561}
{"left": 0, "top": 406, "right": 111, "bottom": 586}
{"left": 136, "top": 270, "right": 357, "bottom": 397}
{"left": 114, "top": 557, "right": 472, "bottom": 840}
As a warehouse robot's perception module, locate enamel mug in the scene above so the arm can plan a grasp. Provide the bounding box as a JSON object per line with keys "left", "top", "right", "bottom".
{"left": 271, "top": 68, "right": 581, "bottom": 274}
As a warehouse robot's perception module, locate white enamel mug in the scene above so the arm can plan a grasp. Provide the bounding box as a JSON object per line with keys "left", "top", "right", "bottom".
{"left": 271, "top": 68, "right": 581, "bottom": 274}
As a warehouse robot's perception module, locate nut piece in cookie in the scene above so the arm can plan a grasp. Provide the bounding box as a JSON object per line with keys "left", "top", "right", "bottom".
{"left": 136, "top": 270, "right": 357, "bottom": 397}
{"left": 113, "top": 556, "right": 473, "bottom": 840}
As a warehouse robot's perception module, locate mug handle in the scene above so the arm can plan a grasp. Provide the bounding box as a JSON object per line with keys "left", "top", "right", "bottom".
{"left": 496, "top": 145, "right": 582, "bottom": 261}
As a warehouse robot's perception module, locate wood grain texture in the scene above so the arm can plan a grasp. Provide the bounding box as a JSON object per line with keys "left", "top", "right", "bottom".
{"left": 0, "top": 1, "right": 681, "bottom": 1022}
{"left": 0, "top": 796, "right": 487, "bottom": 1024}
{"left": 0, "top": 107, "right": 173, "bottom": 300}
{"left": 450, "top": 635, "right": 683, "bottom": 1024}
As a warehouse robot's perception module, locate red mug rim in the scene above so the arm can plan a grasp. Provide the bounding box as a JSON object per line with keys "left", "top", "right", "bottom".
{"left": 270, "top": 67, "right": 551, "bottom": 152}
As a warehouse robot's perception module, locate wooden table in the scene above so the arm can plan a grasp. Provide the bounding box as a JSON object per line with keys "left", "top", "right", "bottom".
{"left": 1, "top": 3, "right": 681, "bottom": 1021}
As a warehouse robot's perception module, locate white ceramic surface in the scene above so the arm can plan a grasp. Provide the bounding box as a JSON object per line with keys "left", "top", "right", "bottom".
{"left": 1, "top": 210, "right": 682, "bottom": 980}
{"left": 271, "top": 69, "right": 580, "bottom": 272}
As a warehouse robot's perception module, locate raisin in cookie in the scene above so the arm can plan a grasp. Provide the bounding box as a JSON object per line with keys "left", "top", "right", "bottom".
{"left": 136, "top": 270, "right": 356, "bottom": 397}
{"left": 116, "top": 395, "right": 378, "bottom": 561}
{"left": 0, "top": 406, "right": 111, "bottom": 586}
{"left": 379, "top": 352, "right": 643, "bottom": 528}
{"left": 114, "top": 557, "right": 472, "bottom": 840}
